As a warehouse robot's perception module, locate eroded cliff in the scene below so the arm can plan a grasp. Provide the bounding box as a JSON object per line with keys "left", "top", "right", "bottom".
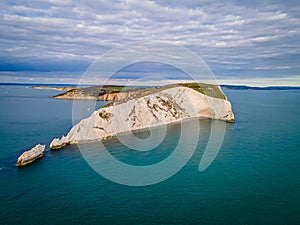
{"left": 50, "top": 84, "right": 234, "bottom": 149}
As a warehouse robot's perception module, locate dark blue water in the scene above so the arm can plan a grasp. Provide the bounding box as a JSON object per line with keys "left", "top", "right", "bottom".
{"left": 0, "top": 86, "right": 299, "bottom": 224}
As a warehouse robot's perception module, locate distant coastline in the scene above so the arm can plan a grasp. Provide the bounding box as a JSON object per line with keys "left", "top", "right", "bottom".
{"left": 31, "top": 86, "right": 75, "bottom": 91}
{"left": 0, "top": 82, "right": 300, "bottom": 90}
{"left": 220, "top": 85, "right": 300, "bottom": 90}
{"left": 0, "top": 82, "right": 79, "bottom": 87}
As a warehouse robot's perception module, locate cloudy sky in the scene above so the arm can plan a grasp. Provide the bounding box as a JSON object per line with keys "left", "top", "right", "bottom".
{"left": 1, "top": 0, "right": 300, "bottom": 86}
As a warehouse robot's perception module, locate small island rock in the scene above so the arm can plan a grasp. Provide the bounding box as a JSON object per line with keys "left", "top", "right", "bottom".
{"left": 16, "top": 144, "right": 45, "bottom": 166}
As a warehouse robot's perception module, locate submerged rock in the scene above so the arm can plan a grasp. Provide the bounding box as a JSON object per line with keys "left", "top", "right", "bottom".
{"left": 16, "top": 144, "right": 45, "bottom": 166}
{"left": 50, "top": 84, "right": 235, "bottom": 150}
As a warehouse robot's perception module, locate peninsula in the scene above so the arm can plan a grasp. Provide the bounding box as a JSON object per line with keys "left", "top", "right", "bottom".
{"left": 50, "top": 83, "right": 235, "bottom": 149}
{"left": 50, "top": 83, "right": 229, "bottom": 102}
{"left": 16, "top": 82, "right": 234, "bottom": 165}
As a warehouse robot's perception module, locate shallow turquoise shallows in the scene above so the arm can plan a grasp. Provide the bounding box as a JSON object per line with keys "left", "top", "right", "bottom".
{"left": 0, "top": 86, "right": 299, "bottom": 225}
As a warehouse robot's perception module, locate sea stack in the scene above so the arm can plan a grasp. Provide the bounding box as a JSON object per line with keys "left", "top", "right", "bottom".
{"left": 16, "top": 144, "right": 45, "bottom": 166}
{"left": 50, "top": 83, "right": 235, "bottom": 150}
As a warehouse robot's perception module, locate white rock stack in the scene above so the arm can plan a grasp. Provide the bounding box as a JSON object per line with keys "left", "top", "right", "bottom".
{"left": 16, "top": 144, "right": 45, "bottom": 166}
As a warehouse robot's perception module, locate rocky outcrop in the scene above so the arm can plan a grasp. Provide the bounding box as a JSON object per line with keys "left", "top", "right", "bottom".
{"left": 50, "top": 85, "right": 234, "bottom": 150}
{"left": 16, "top": 144, "right": 45, "bottom": 166}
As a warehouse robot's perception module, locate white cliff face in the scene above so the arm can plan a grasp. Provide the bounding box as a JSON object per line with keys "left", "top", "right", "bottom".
{"left": 50, "top": 86, "right": 234, "bottom": 149}
{"left": 16, "top": 144, "right": 45, "bottom": 166}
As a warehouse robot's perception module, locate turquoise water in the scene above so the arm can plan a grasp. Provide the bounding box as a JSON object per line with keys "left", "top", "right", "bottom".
{"left": 0, "top": 86, "right": 299, "bottom": 224}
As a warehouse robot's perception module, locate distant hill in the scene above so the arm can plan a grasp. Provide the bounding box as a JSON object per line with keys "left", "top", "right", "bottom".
{"left": 0, "top": 82, "right": 299, "bottom": 90}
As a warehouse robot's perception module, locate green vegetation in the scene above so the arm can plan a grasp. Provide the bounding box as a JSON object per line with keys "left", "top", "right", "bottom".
{"left": 178, "top": 83, "right": 226, "bottom": 99}
{"left": 100, "top": 86, "right": 138, "bottom": 92}
{"left": 129, "top": 82, "right": 226, "bottom": 100}
{"left": 52, "top": 85, "right": 141, "bottom": 99}
{"left": 52, "top": 82, "right": 226, "bottom": 101}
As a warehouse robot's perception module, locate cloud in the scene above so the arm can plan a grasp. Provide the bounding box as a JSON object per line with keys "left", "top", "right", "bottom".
{"left": 0, "top": 0, "right": 300, "bottom": 85}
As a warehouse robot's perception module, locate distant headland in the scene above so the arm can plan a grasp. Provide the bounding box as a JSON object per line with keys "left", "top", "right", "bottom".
{"left": 1, "top": 82, "right": 299, "bottom": 91}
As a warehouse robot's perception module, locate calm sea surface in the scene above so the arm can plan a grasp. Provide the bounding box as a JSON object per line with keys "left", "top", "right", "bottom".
{"left": 0, "top": 85, "right": 299, "bottom": 225}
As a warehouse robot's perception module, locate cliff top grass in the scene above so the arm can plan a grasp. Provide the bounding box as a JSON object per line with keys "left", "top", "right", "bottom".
{"left": 178, "top": 83, "right": 226, "bottom": 99}
{"left": 130, "top": 82, "right": 226, "bottom": 100}
{"left": 53, "top": 83, "right": 226, "bottom": 100}
{"left": 75, "top": 85, "right": 139, "bottom": 93}
{"left": 53, "top": 85, "right": 140, "bottom": 98}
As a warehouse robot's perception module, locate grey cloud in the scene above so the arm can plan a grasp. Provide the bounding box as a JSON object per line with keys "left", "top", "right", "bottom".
{"left": 0, "top": 0, "right": 299, "bottom": 83}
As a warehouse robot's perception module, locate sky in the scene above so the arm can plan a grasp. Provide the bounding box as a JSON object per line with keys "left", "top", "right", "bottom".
{"left": 0, "top": 0, "right": 300, "bottom": 86}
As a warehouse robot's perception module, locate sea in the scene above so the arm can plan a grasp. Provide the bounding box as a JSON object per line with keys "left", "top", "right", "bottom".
{"left": 0, "top": 85, "right": 299, "bottom": 225}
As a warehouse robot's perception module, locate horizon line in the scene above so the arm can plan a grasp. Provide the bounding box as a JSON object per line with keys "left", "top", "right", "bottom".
{"left": 0, "top": 82, "right": 300, "bottom": 88}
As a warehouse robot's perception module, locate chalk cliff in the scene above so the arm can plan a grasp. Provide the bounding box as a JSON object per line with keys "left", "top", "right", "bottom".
{"left": 50, "top": 84, "right": 234, "bottom": 149}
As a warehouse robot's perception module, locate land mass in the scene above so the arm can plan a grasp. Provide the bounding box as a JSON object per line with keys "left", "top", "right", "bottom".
{"left": 27, "top": 84, "right": 300, "bottom": 102}
{"left": 17, "top": 82, "right": 234, "bottom": 164}
{"left": 50, "top": 83, "right": 234, "bottom": 149}
{"left": 31, "top": 86, "right": 75, "bottom": 91}
{"left": 51, "top": 83, "right": 226, "bottom": 101}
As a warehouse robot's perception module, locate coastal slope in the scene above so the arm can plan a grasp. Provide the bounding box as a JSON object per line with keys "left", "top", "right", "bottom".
{"left": 50, "top": 84, "right": 234, "bottom": 149}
